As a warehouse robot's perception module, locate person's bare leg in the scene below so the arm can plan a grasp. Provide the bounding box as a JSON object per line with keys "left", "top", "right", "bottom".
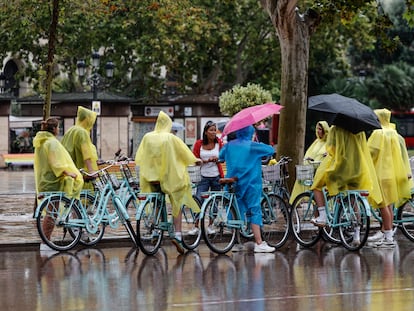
{"left": 252, "top": 223, "right": 262, "bottom": 245}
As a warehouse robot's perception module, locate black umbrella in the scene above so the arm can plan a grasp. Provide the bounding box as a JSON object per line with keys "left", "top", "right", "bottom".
{"left": 308, "top": 93, "right": 381, "bottom": 134}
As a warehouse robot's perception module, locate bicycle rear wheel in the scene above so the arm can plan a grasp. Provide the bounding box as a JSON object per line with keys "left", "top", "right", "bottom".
{"left": 290, "top": 192, "right": 321, "bottom": 247}
{"left": 36, "top": 195, "right": 82, "bottom": 251}
{"left": 136, "top": 196, "right": 164, "bottom": 255}
{"left": 261, "top": 193, "right": 290, "bottom": 248}
{"left": 181, "top": 195, "right": 202, "bottom": 250}
{"left": 397, "top": 197, "right": 414, "bottom": 242}
{"left": 201, "top": 194, "right": 237, "bottom": 254}
{"left": 321, "top": 196, "right": 341, "bottom": 244}
{"left": 339, "top": 194, "right": 370, "bottom": 251}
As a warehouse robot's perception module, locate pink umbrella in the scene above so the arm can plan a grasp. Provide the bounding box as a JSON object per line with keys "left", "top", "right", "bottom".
{"left": 222, "top": 103, "right": 283, "bottom": 136}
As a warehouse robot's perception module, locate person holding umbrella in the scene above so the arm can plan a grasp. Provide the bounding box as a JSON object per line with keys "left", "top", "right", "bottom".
{"left": 366, "top": 108, "right": 412, "bottom": 247}
{"left": 310, "top": 125, "right": 382, "bottom": 244}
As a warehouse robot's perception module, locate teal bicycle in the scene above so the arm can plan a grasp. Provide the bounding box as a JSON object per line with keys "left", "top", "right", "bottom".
{"left": 34, "top": 161, "right": 137, "bottom": 251}
{"left": 135, "top": 166, "right": 202, "bottom": 255}
{"left": 198, "top": 176, "right": 290, "bottom": 254}
{"left": 290, "top": 164, "right": 371, "bottom": 251}
{"left": 369, "top": 192, "right": 414, "bottom": 242}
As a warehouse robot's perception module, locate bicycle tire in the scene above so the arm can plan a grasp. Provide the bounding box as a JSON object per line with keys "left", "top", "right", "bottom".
{"left": 261, "top": 193, "right": 290, "bottom": 248}
{"left": 136, "top": 196, "right": 164, "bottom": 255}
{"left": 290, "top": 192, "right": 321, "bottom": 247}
{"left": 339, "top": 194, "right": 370, "bottom": 251}
{"left": 181, "top": 196, "right": 202, "bottom": 250}
{"left": 77, "top": 192, "right": 106, "bottom": 247}
{"left": 201, "top": 194, "right": 237, "bottom": 254}
{"left": 397, "top": 197, "right": 414, "bottom": 242}
{"left": 321, "top": 196, "right": 341, "bottom": 244}
{"left": 36, "top": 195, "right": 82, "bottom": 251}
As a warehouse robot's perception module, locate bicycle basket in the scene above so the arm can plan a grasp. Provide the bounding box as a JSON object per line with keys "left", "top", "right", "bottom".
{"left": 262, "top": 164, "right": 281, "bottom": 182}
{"left": 121, "top": 163, "right": 139, "bottom": 189}
{"left": 187, "top": 165, "right": 201, "bottom": 183}
{"left": 92, "top": 173, "right": 108, "bottom": 192}
{"left": 296, "top": 165, "right": 314, "bottom": 185}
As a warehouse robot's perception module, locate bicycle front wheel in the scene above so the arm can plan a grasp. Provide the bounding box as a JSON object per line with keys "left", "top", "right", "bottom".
{"left": 290, "top": 192, "right": 321, "bottom": 247}
{"left": 181, "top": 195, "right": 202, "bottom": 250}
{"left": 339, "top": 194, "right": 370, "bottom": 251}
{"left": 36, "top": 195, "right": 82, "bottom": 251}
{"left": 397, "top": 197, "right": 414, "bottom": 242}
{"left": 136, "top": 196, "right": 164, "bottom": 255}
{"left": 201, "top": 194, "right": 237, "bottom": 254}
{"left": 261, "top": 193, "right": 290, "bottom": 248}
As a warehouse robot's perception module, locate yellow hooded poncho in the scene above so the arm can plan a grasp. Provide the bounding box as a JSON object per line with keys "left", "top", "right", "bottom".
{"left": 290, "top": 121, "right": 331, "bottom": 204}
{"left": 61, "top": 106, "right": 98, "bottom": 189}
{"left": 367, "top": 108, "right": 412, "bottom": 208}
{"left": 135, "top": 111, "right": 200, "bottom": 217}
{"left": 304, "top": 121, "right": 330, "bottom": 163}
{"left": 33, "top": 131, "right": 83, "bottom": 199}
{"left": 311, "top": 125, "right": 382, "bottom": 205}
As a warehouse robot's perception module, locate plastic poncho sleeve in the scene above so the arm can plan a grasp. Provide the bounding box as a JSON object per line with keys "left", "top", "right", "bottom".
{"left": 34, "top": 131, "right": 83, "bottom": 199}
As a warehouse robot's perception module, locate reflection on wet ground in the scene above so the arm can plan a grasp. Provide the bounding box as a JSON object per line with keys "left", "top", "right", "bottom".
{"left": 1, "top": 170, "right": 414, "bottom": 310}
{"left": 1, "top": 240, "right": 414, "bottom": 311}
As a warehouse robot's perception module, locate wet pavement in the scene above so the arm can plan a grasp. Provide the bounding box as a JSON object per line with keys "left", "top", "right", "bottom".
{"left": 1, "top": 169, "right": 414, "bottom": 310}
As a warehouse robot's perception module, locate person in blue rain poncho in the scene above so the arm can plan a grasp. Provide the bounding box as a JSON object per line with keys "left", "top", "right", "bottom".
{"left": 219, "top": 125, "right": 276, "bottom": 253}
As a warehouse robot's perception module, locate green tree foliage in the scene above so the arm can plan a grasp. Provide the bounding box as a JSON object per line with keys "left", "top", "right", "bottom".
{"left": 218, "top": 83, "right": 273, "bottom": 116}
{"left": 365, "top": 62, "right": 414, "bottom": 110}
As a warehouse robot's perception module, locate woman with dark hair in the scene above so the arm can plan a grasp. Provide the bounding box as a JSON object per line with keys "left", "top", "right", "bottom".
{"left": 33, "top": 118, "right": 83, "bottom": 251}
{"left": 191, "top": 121, "right": 224, "bottom": 235}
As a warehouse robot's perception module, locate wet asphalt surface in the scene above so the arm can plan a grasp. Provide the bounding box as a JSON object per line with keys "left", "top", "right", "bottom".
{"left": 1, "top": 169, "right": 414, "bottom": 311}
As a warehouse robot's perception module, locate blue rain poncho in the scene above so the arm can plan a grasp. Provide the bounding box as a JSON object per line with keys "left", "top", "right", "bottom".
{"left": 311, "top": 126, "right": 382, "bottom": 206}
{"left": 367, "top": 108, "right": 412, "bottom": 208}
{"left": 219, "top": 126, "right": 274, "bottom": 226}
{"left": 135, "top": 111, "right": 200, "bottom": 217}
{"left": 61, "top": 106, "right": 98, "bottom": 189}
{"left": 33, "top": 131, "right": 83, "bottom": 199}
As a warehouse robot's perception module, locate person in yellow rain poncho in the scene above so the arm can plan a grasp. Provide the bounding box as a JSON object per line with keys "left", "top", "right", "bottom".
{"left": 289, "top": 121, "right": 330, "bottom": 204}
{"left": 366, "top": 108, "right": 413, "bottom": 247}
{"left": 310, "top": 125, "right": 382, "bottom": 244}
{"left": 135, "top": 111, "right": 201, "bottom": 254}
{"left": 33, "top": 118, "right": 84, "bottom": 251}
{"left": 61, "top": 106, "right": 98, "bottom": 190}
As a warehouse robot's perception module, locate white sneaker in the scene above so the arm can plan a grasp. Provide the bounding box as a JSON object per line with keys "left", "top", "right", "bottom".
{"left": 188, "top": 227, "right": 200, "bottom": 235}
{"left": 254, "top": 241, "right": 276, "bottom": 253}
{"left": 374, "top": 237, "right": 396, "bottom": 248}
{"left": 206, "top": 226, "right": 216, "bottom": 235}
{"left": 367, "top": 231, "right": 384, "bottom": 242}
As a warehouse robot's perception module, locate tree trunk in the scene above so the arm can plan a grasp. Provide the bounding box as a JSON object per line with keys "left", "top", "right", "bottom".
{"left": 260, "top": 0, "right": 319, "bottom": 190}
{"left": 43, "top": 0, "right": 60, "bottom": 121}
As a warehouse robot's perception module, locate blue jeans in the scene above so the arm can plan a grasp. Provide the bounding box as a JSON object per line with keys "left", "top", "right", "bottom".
{"left": 196, "top": 175, "right": 221, "bottom": 203}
